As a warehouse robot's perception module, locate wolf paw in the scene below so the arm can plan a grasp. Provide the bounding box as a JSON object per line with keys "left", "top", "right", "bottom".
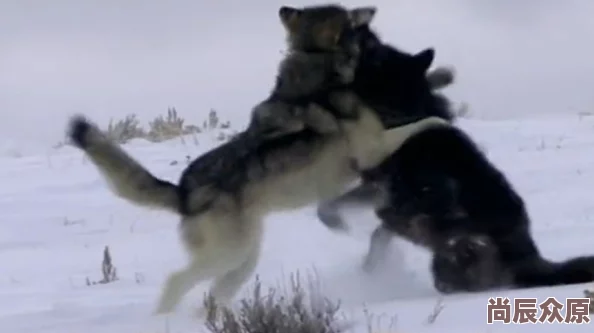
{"left": 316, "top": 207, "right": 349, "bottom": 233}
{"left": 153, "top": 299, "right": 177, "bottom": 316}
{"left": 434, "top": 280, "right": 456, "bottom": 294}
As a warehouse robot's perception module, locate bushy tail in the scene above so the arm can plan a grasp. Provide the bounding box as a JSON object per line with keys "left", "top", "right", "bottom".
{"left": 514, "top": 255, "right": 594, "bottom": 288}
{"left": 67, "top": 115, "right": 180, "bottom": 214}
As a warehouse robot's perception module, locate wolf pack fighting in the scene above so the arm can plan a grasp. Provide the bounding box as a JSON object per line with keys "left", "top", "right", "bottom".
{"left": 56, "top": 1, "right": 594, "bottom": 327}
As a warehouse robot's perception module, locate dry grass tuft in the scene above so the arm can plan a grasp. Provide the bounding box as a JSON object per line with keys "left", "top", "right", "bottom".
{"left": 203, "top": 273, "right": 345, "bottom": 333}
{"left": 86, "top": 246, "right": 118, "bottom": 286}
{"left": 58, "top": 107, "right": 235, "bottom": 147}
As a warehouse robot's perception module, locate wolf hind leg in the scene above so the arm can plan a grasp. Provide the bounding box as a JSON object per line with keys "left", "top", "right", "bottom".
{"left": 154, "top": 257, "right": 228, "bottom": 315}
{"left": 155, "top": 241, "right": 257, "bottom": 315}
{"left": 206, "top": 240, "right": 262, "bottom": 311}
{"left": 155, "top": 210, "right": 262, "bottom": 315}
{"left": 198, "top": 213, "right": 263, "bottom": 316}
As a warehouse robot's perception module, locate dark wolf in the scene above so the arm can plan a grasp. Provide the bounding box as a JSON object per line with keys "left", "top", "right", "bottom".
{"left": 350, "top": 24, "right": 457, "bottom": 128}
{"left": 316, "top": 24, "right": 458, "bottom": 229}
{"left": 317, "top": 124, "right": 594, "bottom": 292}
{"left": 431, "top": 233, "right": 512, "bottom": 293}
{"left": 66, "top": 4, "right": 448, "bottom": 315}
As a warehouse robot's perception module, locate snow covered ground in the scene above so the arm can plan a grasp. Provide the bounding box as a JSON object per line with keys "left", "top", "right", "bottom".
{"left": 0, "top": 114, "right": 593, "bottom": 332}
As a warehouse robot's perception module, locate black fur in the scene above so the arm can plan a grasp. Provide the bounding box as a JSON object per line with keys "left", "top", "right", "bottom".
{"left": 284, "top": 24, "right": 456, "bottom": 127}
{"left": 431, "top": 233, "right": 512, "bottom": 293}
{"left": 361, "top": 125, "right": 594, "bottom": 291}
{"left": 68, "top": 116, "right": 93, "bottom": 149}
{"left": 352, "top": 25, "right": 455, "bottom": 127}
{"left": 227, "top": 24, "right": 456, "bottom": 216}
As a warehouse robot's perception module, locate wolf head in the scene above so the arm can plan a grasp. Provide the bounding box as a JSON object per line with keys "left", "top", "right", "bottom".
{"left": 278, "top": 4, "right": 376, "bottom": 53}
{"left": 354, "top": 24, "right": 436, "bottom": 77}
{"left": 350, "top": 24, "right": 456, "bottom": 123}
{"left": 432, "top": 232, "right": 507, "bottom": 293}
{"left": 441, "top": 233, "right": 498, "bottom": 266}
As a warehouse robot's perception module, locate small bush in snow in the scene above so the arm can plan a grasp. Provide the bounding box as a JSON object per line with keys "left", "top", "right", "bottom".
{"left": 203, "top": 273, "right": 344, "bottom": 333}
{"left": 59, "top": 107, "right": 235, "bottom": 147}
{"left": 145, "top": 108, "right": 201, "bottom": 143}
{"left": 86, "top": 246, "right": 118, "bottom": 286}
{"left": 106, "top": 114, "right": 146, "bottom": 144}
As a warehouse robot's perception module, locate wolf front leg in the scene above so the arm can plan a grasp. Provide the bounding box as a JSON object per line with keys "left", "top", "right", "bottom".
{"left": 381, "top": 116, "right": 449, "bottom": 157}
{"left": 362, "top": 224, "right": 394, "bottom": 273}
{"left": 317, "top": 182, "right": 386, "bottom": 233}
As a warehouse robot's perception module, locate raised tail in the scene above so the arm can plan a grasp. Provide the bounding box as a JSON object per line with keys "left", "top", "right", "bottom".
{"left": 513, "top": 255, "right": 594, "bottom": 288}
{"left": 67, "top": 115, "right": 180, "bottom": 214}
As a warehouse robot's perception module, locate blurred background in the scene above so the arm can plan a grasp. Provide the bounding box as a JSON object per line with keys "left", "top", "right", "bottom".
{"left": 1, "top": 0, "right": 593, "bottom": 147}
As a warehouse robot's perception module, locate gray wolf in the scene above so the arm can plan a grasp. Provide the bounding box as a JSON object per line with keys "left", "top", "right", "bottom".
{"left": 317, "top": 124, "right": 594, "bottom": 292}
{"left": 247, "top": 5, "right": 369, "bottom": 139}
{"left": 66, "top": 4, "right": 448, "bottom": 315}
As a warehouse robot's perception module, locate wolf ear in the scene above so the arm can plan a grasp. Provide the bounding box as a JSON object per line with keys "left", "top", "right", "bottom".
{"left": 279, "top": 6, "right": 302, "bottom": 30}
{"left": 349, "top": 7, "right": 377, "bottom": 27}
{"left": 413, "top": 48, "right": 435, "bottom": 73}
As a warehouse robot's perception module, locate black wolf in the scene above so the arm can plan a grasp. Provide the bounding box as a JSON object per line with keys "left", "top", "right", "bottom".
{"left": 317, "top": 124, "right": 594, "bottom": 292}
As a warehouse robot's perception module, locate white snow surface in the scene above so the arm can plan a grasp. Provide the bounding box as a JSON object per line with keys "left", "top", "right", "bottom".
{"left": 0, "top": 115, "right": 593, "bottom": 332}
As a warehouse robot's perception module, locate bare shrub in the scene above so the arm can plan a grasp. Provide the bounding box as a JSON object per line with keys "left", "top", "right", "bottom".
{"left": 86, "top": 246, "right": 118, "bottom": 286}
{"left": 425, "top": 298, "right": 445, "bottom": 324}
{"left": 208, "top": 109, "right": 219, "bottom": 130}
{"left": 362, "top": 306, "right": 398, "bottom": 333}
{"left": 58, "top": 108, "right": 234, "bottom": 148}
{"left": 203, "top": 273, "right": 344, "bottom": 333}
{"left": 146, "top": 107, "right": 202, "bottom": 143}
{"left": 106, "top": 114, "right": 146, "bottom": 144}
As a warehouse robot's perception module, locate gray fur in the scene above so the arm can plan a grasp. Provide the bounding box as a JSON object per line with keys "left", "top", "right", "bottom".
{"left": 248, "top": 5, "right": 373, "bottom": 139}
{"left": 68, "top": 113, "right": 445, "bottom": 316}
